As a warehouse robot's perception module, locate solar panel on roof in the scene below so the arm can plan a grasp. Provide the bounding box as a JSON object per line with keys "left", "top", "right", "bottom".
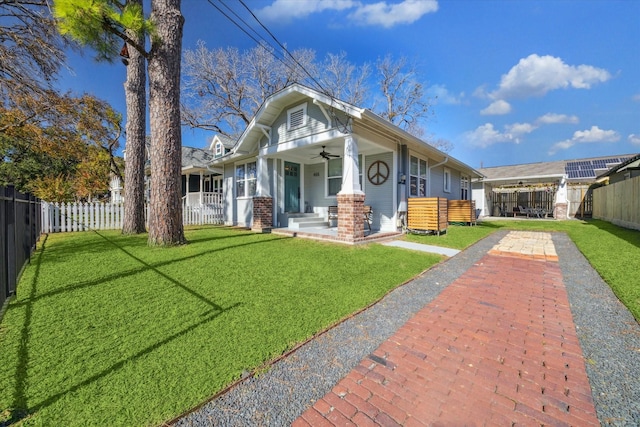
{"left": 565, "top": 162, "right": 580, "bottom": 170}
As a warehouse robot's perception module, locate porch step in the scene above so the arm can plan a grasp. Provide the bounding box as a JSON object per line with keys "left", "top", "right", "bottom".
{"left": 287, "top": 214, "right": 329, "bottom": 229}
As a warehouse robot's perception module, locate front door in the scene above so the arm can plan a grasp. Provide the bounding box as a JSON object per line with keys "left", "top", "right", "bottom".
{"left": 284, "top": 161, "right": 300, "bottom": 212}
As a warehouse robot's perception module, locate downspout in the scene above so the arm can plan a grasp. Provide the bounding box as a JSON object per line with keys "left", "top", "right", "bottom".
{"left": 397, "top": 143, "right": 408, "bottom": 230}
{"left": 427, "top": 156, "right": 449, "bottom": 197}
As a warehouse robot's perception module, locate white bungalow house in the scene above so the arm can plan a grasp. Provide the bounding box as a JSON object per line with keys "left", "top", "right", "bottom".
{"left": 207, "top": 83, "right": 482, "bottom": 242}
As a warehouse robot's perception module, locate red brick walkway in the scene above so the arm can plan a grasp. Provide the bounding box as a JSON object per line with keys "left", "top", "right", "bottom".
{"left": 293, "top": 232, "right": 600, "bottom": 426}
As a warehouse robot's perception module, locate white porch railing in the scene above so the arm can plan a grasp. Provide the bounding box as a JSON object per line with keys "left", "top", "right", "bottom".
{"left": 42, "top": 198, "right": 224, "bottom": 233}
{"left": 183, "top": 193, "right": 224, "bottom": 226}
{"left": 183, "top": 192, "right": 222, "bottom": 207}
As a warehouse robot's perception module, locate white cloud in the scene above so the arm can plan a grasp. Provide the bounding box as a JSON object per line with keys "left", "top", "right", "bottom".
{"left": 490, "top": 54, "right": 611, "bottom": 100}
{"left": 628, "top": 134, "right": 640, "bottom": 145}
{"left": 548, "top": 125, "right": 620, "bottom": 155}
{"left": 548, "top": 140, "right": 575, "bottom": 155}
{"left": 255, "top": 0, "right": 438, "bottom": 27}
{"left": 505, "top": 122, "right": 537, "bottom": 141}
{"left": 256, "top": 0, "right": 358, "bottom": 22}
{"left": 633, "top": 93, "right": 640, "bottom": 102}
{"left": 480, "top": 100, "right": 511, "bottom": 115}
{"left": 535, "top": 113, "right": 579, "bottom": 125}
{"left": 348, "top": 0, "right": 438, "bottom": 28}
{"left": 472, "top": 85, "right": 488, "bottom": 99}
{"left": 465, "top": 123, "right": 510, "bottom": 148}
{"left": 465, "top": 122, "right": 535, "bottom": 147}
{"left": 428, "top": 84, "right": 464, "bottom": 105}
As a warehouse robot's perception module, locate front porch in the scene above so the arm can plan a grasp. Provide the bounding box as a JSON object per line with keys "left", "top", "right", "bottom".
{"left": 271, "top": 223, "right": 401, "bottom": 245}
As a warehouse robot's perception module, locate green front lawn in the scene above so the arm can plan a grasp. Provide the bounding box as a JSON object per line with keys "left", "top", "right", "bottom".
{"left": 0, "top": 227, "right": 442, "bottom": 426}
{"left": 405, "top": 219, "right": 640, "bottom": 320}
{"left": 1, "top": 219, "right": 637, "bottom": 426}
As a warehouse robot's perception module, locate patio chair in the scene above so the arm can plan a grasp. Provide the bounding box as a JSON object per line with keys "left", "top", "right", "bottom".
{"left": 513, "top": 206, "right": 530, "bottom": 217}
{"left": 328, "top": 205, "right": 338, "bottom": 227}
{"left": 363, "top": 205, "right": 373, "bottom": 231}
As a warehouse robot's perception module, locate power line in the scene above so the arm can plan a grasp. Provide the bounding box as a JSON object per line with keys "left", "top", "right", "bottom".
{"left": 236, "top": 0, "right": 328, "bottom": 94}
{"left": 234, "top": 0, "right": 354, "bottom": 132}
{"left": 203, "top": 0, "right": 354, "bottom": 133}
{"left": 205, "top": 0, "right": 267, "bottom": 52}
{"left": 206, "top": 0, "right": 312, "bottom": 88}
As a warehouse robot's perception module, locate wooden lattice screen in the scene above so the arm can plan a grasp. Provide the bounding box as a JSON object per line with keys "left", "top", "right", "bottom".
{"left": 448, "top": 200, "right": 476, "bottom": 225}
{"left": 407, "top": 197, "right": 448, "bottom": 235}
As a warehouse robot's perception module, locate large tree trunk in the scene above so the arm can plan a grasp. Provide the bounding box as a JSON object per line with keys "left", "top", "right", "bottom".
{"left": 147, "top": 0, "right": 185, "bottom": 246}
{"left": 122, "top": 0, "right": 147, "bottom": 235}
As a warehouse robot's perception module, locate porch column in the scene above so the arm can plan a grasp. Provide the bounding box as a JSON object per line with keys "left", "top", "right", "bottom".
{"left": 252, "top": 156, "right": 273, "bottom": 232}
{"left": 340, "top": 134, "right": 362, "bottom": 194}
{"left": 554, "top": 175, "right": 568, "bottom": 219}
{"left": 337, "top": 134, "right": 365, "bottom": 242}
{"left": 199, "top": 171, "right": 203, "bottom": 205}
{"left": 185, "top": 173, "right": 190, "bottom": 205}
{"left": 255, "top": 156, "right": 270, "bottom": 197}
{"left": 252, "top": 196, "right": 273, "bottom": 233}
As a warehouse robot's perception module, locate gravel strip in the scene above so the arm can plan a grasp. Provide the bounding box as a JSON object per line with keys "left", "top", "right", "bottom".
{"left": 173, "top": 230, "right": 639, "bottom": 426}
{"left": 553, "top": 233, "right": 640, "bottom": 426}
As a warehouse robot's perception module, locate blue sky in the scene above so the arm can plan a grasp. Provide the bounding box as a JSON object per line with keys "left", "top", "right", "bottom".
{"left": 57, "top": 0, "right": 640, "bottom": 169}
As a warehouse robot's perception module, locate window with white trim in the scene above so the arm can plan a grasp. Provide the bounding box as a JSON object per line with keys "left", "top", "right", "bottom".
{"left": 460, "top": 175, "right": 469, "bottom": 199}
{"left": 215, "top": 142, "right": 223, "bottom": 158}
{"left": 236, "top": 161, "right": 256, "bottom": 198}
{"left": 444, "top": 168, "right": 451, "bottom": 193}
{"left": 409, "top": 155, "right": 428, "bottom": 197}
{"left": 326, "top": 155, "right": 363, "bottom": 197}
{"left": 287, "top": 103, "right": 307, "bottom": 130}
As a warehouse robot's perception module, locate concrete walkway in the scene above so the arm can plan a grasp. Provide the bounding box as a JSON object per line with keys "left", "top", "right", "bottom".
{"left": 381, "top": 240, "right": 461, "bottom": 257}
{"left": 293, "top": 231, "right": 600, "bottom": 426}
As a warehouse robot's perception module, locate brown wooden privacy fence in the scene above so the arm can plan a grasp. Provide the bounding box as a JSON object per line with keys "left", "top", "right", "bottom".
{"left": 407, "top": 197, "right": 448, "bottom": 235}
{"left": 41, "top": 199, "right": 224, "bottom": 233}
{"left": 593, "top": 176, "right": 640, "bottom": 230}
{"left": 1, "top": 186, "right": 41, "bottom": 313}
{"left": 448, "top": 200, "right": 477, "bottom": 225}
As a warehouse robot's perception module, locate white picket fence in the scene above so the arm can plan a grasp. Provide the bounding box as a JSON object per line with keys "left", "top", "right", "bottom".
{"left": 41, "top": 199, "right": 224, "bottom": 233}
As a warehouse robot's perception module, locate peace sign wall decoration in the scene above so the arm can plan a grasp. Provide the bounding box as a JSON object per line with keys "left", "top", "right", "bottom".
{"left": 367, "top": 160, "right": 389, "bottom": 185}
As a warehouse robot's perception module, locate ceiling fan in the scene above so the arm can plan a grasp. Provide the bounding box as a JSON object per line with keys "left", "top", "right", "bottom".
{"left": 313, "top": 146, "right": 340, "bottom": 160}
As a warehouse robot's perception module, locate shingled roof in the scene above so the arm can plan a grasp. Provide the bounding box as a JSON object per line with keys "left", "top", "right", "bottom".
{"left": 478, "top": 154, "right": 636, "bottom": 184}
{"left": 182, "top": 146, "right": 214, "bottom": 169}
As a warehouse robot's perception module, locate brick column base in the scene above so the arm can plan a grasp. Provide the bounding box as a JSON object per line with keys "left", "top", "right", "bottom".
{"left": 337, "top": 193, "right": 365, "bottom": 242}
{"left": 252, "top": 196, "right": 273, "bottom": 233}
{"left": 554, "top": 202, "right": 567, "bottom": 220}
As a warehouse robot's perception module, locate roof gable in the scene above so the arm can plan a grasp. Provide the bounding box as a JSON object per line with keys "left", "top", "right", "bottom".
{"left": 230, "top": 83, "right": 364, "bottom": 156}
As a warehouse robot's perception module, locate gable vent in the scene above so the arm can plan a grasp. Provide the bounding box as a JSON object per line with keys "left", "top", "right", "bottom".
{"left": 287, "top": 103, "right": 307, "bottom": 130}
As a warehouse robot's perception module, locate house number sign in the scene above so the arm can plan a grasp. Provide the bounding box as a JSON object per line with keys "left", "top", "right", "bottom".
{"left": 367, "top": 160, "right": 389, "bottom": 185}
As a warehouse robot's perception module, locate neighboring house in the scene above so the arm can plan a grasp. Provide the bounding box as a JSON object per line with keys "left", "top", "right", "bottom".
{"left": 181, "top": 145, "right": 222, "bottom": 207}
{"left": 210, "top": 134, "right": 235, "bottom": 159}
{"left": 122, "top": 136, "right": 230, "bottom": 206}
{"left": 596, "top": 153, "right": 640, "bottom": 184}
{"left": 473, "top": 154, "right": 635, "bottom": 219}
{"left": 207, "top": 83, "right": 482, "bottom": 241}
{"left": 109, "top": 175, "right": 123, "bottom": 203}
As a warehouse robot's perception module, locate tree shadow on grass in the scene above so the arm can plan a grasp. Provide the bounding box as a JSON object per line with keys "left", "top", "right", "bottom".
{"left": 9, "top": 231, "right": 288, "bottom": 310}
{"left": 5, "top": 229, "right": 278, "bottom": 425}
